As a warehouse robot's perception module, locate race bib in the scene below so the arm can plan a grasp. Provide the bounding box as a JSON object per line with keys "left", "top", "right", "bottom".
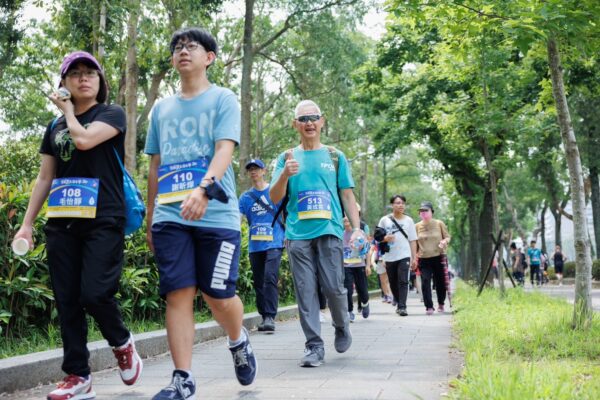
{"left": 297, "top": 190, "right": 332, "bottom": 220}
{"left": 250, "top": 224, "right": 274, "bottom": 241}
{"left": 47, "top": 178, "right": 100, "bottom": 218}
{"left": 157, "top": 158, "right": 208, "bottom": 204}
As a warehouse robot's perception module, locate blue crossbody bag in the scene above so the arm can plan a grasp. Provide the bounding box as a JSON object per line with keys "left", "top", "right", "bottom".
{"left": 113, "top": 148, "right": 145, "bottom": 235}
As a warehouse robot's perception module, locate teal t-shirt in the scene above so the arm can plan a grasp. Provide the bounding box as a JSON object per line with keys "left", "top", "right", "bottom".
{"left": 271, "top": 146, "right": 354, "bottom": 240}
{"left": 144, "top": 85, "right": 241, "bottom": 231}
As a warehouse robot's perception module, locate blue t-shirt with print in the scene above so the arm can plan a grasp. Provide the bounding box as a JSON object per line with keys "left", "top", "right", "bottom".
{"left": 144, "top": 85, "right": 241, "bottom": 231}
{"left": 527, "top": 247, "right": 542, "bottom": 266}
{"left": 239, "top": 186, "right": 285, "bottom": 253}
{"left": 271, "top": 146, "right": 354, "bottom": 240}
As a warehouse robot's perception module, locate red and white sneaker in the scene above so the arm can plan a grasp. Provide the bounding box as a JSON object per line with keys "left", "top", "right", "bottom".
{"left": 112, "top": 334, "right": 143, "bottom": 385}
{"left": 47, "top": 374, "right": 95, "bottom": 400}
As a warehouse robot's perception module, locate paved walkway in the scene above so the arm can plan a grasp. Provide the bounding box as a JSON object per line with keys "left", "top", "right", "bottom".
{"left": 2, "top": 292, "right": 459, "bottom": 400}
{"left": 530, "top": 283, "right": 600, "bottom": 311}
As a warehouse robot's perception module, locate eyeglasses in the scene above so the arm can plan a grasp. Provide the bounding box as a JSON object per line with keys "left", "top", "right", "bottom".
{"left": 296, "top": 115, "right": 321, "bottom": 123}
{"left": 173, "top": 41, "right": 202, "bottom": 54}
{"left": 66, "top": 70, "right": 99, "bottom": 79}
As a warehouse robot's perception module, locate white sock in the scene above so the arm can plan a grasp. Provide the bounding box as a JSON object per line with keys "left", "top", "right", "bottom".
{"left": 228, "top": 329, "right": 246, "bottom": 347}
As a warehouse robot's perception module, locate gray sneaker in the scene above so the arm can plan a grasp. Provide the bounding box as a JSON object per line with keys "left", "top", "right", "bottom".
{"left": 334, "top": 326, "right": 352, "bottom": 353}
{"left": 263, "top": 316, "right": 275, "bottom": 333}
{"left": 300, "top": 346, "right": 325, "bottom": 367}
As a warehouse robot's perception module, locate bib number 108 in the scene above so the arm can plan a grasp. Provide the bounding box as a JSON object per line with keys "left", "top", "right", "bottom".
{"left": 62, "top": 188, "right": 82, "bottom": 197}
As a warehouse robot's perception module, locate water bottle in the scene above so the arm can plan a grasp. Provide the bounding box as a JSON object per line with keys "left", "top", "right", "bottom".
{"left": 352, "top": 237, "right": 368, "bottom": 258}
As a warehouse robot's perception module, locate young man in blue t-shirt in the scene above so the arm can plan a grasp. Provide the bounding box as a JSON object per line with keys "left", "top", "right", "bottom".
{"left": 239, "top": 158, "right": 285, "bottom": 332}
{"left": 270, "top": 99, "right": 365, "bottom": 367}
{"left": 145, "top": 28, "right": 256, "bottom": 400}
{"left": 527, "top": 240, "right": 542, "bottom": 286}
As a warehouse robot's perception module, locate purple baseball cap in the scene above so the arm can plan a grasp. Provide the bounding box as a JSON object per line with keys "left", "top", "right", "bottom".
{"left": 59, "top": 51, "right": 103, "bottom": 77}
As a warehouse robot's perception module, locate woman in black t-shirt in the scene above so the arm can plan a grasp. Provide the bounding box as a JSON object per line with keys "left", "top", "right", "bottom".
{"left": 12, "top": 51, "right": 142, "bottom": 399}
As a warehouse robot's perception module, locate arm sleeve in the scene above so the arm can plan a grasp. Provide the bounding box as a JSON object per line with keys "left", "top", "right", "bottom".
{"left": 39, "top": 121, "right": 55, "bottom": 155}
{"left": 408, "top": 218, "right": 418, "bottom": 241}
{"left": 96, "top": 104, "right": 126, "bottom": 134}
{"left": 214, "top": 91, "right": 241, "bottom": 145}
{"left": 144, "top": 103, "right": 160, "bottom": 155}
{"left": 270, "top": 153, "right": 285, "bottom": 185}
{"left": 440, "top": 220, "right": 450, "bottom": 240}
{"left": 337, "top": 151, "right": 354, "bottom": 189}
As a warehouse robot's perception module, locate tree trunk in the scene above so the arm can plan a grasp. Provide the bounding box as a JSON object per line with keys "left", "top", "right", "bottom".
{"left": 238, "top": 0, "right": 255, "bottom": 189}
{"left": 502, "top": 184, "right": 527, "bottom": 241}
{"left": 479, "top": 188, "right": 494, "bottom": 284}
{"left": 124, "top": 0, "right": 140, "bottom": 172}
{"left": 360, "top": 156, "right": 368, "bottom": 218}
{"left": 466, "top": 200, "right": 481, "bottom": 281}
{"left": 137, "top": 68, "right": 169, "bottom": 134}
{"left": 550, "top": 208, "right": 561, "bottom": 248}
{"left": 97, "top": 0, "right": 106, "bottom": 63}
{"left": 382, "top": 155, "right": 388, "bottom": 213}
{"left": 547, "top": 37, "right": 593, "bottom": 329}
{"left": 482, "top": 141, "right": 504, "bottom": 291}
{"left": 540, "top": 204, "right": 547, "bottom": 254}
{"left": 590, "top": 166, "right": 600, "bottom": 260}
{"left": 255, "top": 74, "right": 263, "bottom": 157}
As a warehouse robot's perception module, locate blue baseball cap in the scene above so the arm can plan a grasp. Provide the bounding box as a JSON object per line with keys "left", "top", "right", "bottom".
{"left": 245, "top": 158, "right": 265, "bottom": 169}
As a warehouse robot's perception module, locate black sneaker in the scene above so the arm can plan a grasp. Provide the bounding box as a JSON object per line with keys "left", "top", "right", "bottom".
{"left": 398, "top": 308, "right": 408, "bottom": 316}
{"left": 228, "top": 327, "right": 257, "bottom": 386}
{"left": 300, "top": 346, "right": 325, "bottom": 367}
{"left": 334, "top": 325, "right": 352, "bottom": 353}
{"left": 262, "top": 316, "right": 275, "bottom": 333}
{"left": 151, "top": 370, "right": 196, "bottom": 400}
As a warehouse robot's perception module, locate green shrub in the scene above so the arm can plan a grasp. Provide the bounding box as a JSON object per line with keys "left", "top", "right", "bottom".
{"left": 560, "top": 260, "right": 600, "bottom": 280}
{"left": 1, "top": 175, "right": 297, "bottom": 348}
{"left": 563, "top": 261, "right": 576, "bottom": 278}
{"left": 546, "top": 267, "right": 557, "bottom": 281}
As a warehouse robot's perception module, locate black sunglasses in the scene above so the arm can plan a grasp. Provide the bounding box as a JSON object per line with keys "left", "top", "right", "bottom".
{"left": 296, "top": 114, "right": 321, "bottom": 123}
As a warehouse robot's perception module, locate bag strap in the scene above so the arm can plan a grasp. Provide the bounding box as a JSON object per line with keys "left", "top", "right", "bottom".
{"left": 248, "top": 190, "right": 275, "bottom": 214}
{"left": 326, "top": 145, "right": 345, "bottom": 217}
{"left": 388, "top": 215, "right": 409, "bottom": 240}
{"left": 271, "top": 149, "right": 294, "bottom": 228}
{"left": 50, "top": 116, "right": 60, "bottom": 131}
{"left": 112, "top": 147, "right": 126, "bottom": 173}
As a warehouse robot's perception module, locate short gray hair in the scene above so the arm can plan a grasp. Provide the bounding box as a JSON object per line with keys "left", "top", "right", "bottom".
{"left": 294, "top": 100, "right": 322, "bottom": 118}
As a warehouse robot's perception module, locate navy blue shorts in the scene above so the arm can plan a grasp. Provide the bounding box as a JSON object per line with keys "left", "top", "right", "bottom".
{"left": 151, "top": 222, "right": 241, "bottom": 299}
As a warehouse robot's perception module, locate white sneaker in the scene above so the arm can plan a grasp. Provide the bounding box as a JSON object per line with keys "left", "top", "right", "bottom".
{"left": 47, "top": 374, "right": 95, "bottom": 400}
{"left": 319, "top": 310, "right": 327, "bottom": 323}
{"left": 113, "top": 333, "right": 143, "bottom": 385}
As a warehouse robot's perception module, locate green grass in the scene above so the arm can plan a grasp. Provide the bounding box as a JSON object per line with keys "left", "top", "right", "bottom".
{"left": 451, "top": 282, "right": 600, "bottom": 400}
{"left": 0, "top": 296, "right": 297, "bottom": 359}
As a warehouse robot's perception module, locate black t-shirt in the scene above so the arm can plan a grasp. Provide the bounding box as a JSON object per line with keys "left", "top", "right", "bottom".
{"left": 40, "top": 103, "right": 127, "bottom": 218}
{"left": 553, "top": 251, "right": 564, "bottom": 267}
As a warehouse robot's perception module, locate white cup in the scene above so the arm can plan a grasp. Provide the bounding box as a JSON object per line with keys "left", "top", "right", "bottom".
{"left": 12, "top": 238, "right": 30, "bottom": 256}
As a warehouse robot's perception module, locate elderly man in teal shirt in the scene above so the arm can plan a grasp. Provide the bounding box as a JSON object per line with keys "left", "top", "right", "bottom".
{"left": 270, "top": 99, "right": 365, "bottom": 367}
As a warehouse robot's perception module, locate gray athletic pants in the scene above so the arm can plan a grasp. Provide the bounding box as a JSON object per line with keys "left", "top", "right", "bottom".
{"left": 287, "top": 235, "right": 349, "bottom": 348}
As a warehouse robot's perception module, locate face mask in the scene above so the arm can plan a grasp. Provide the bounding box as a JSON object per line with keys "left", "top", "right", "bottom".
{"left": 420, "top": 210, "right": 432, "bottom": 221}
